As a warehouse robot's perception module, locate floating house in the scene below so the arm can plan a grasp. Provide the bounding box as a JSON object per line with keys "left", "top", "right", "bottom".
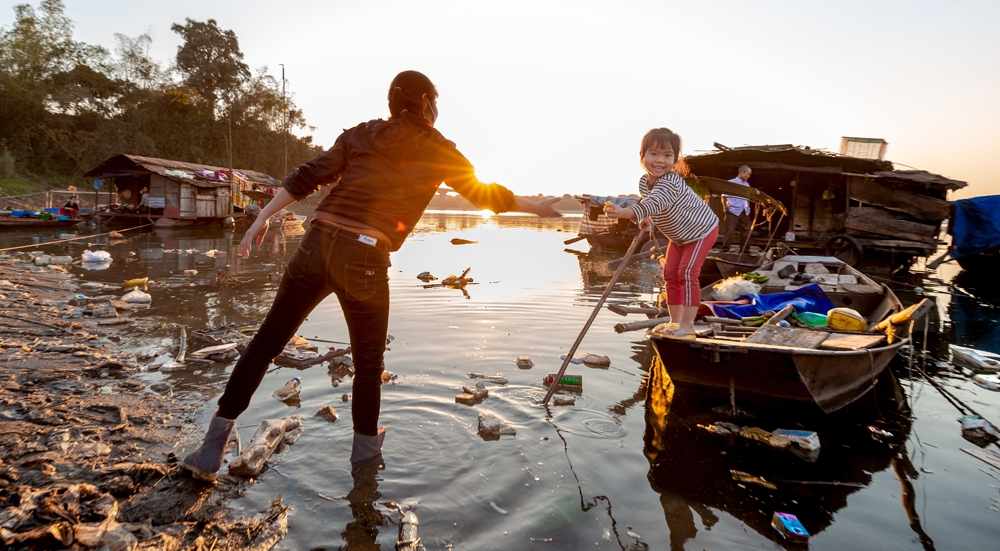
{"left": 684, "top": 142, "right": 966, "bottom": 269}
{"left": 83, "top": 154, "right": 281, "bottom": 226}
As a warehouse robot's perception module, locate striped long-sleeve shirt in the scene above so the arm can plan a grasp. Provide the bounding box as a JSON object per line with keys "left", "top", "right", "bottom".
{"left": 631, "top": 172, "right": 718, "bottom": 245}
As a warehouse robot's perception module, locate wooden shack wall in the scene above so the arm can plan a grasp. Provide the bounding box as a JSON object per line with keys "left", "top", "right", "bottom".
{"left": 180, "top": 184, "right": 196, "bottom": 217}
{"left": 216, "top": 187, "right": 230, "bottom": 217}
{"left": 195, "top": 187, "right": 217, "bottom": 217}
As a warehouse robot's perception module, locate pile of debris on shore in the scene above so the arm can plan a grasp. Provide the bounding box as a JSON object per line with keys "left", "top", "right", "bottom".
{"left": 0, "top": 256, "right": 290, "bottom": 550}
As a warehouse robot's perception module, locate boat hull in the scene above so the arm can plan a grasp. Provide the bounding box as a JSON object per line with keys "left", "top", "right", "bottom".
{"left": 0, "top": 218, "right": 82, "bottom": 229}
{"left": 649, "top": 334, "right": 906, "bottom": 413}
{"left": 956, "top": 250, "right": 1000, "bottom": 272}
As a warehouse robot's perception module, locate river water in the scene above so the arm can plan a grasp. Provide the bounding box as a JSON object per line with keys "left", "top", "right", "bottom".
{"left": 4, "top": 212, "right": 998, "bottom": 550}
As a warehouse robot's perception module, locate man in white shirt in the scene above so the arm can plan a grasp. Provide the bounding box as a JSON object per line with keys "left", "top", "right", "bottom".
{"left": 721, "top": 165, "right": 753, "bottom": 250}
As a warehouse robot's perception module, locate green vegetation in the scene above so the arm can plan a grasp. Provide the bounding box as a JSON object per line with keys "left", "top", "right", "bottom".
{"left": 0, "top": 0, "right": 320, "bottom": 190}
{"left": 0, "top": 178, "right": 39, "bottom": 196}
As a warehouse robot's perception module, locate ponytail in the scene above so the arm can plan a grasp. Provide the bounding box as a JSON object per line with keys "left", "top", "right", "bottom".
{"left": 387, "top": 71, "right": 438, "bottom": 117}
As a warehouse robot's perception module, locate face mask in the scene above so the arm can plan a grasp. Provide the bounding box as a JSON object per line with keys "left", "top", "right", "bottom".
{"left": 424, "top": 95, "right": 438, "bottom": 123}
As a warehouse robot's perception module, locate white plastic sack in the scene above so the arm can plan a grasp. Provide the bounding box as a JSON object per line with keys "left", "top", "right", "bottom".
{"left": 81, "top": 250, "right": 112, "bottom": 263}
{"left": 711, "top": 276, "right": 761, "bottom": 302}
{"left": 122, "top": 289, "right": 152, "bottom": 304}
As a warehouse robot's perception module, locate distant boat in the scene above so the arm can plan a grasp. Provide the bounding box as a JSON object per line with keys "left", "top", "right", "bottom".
{"left": 271, "top": 213, "right": 306, "bottom": 230}
{"left": 0, "top": 216, "right": 82, "bottom": 229}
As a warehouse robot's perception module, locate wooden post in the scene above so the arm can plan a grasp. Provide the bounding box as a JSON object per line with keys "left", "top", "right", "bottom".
{"left": 787, "top": 172, "right": 799, "bottom": 239}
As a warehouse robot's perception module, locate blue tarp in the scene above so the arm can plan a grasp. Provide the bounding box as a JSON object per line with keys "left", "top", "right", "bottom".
{"left": 710, "top": 283, "right": 836, "bottom": 320}
{"left": 952, "top": 195, "right": 1000, "bottom": 260}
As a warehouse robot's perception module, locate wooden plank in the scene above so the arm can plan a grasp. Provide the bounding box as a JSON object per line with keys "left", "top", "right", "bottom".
{"left": 848, "top": 176, "right": 952, "bottom": 221}
{"left": 744, "top": 325, "right": 829, "bottom": 348}
{"left": 819, "top": 333, "right": 887, "bottom": 350}
{"left": 843, "top": 207, "right": 938, "bottom": 244}
{"left": 764, "top": 304, "right": 796, "bottom": 326}
{"left": 961, "top": 448, "right": 1000, "bottom": 470}
{"left": 840, "top": 282, "right": 882, "bottom": 294}
{"left": 855, "top": 238, "right": 938, "bottom": 251}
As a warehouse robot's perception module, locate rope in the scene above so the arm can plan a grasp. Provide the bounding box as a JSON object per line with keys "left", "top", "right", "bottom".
{"left": 0, "top": 222, "right": 154, "bottom": 253}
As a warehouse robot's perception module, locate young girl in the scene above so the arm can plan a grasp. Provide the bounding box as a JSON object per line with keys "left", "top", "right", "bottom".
{"left": 604, "top": 128, "right": 718, "bottom": 338}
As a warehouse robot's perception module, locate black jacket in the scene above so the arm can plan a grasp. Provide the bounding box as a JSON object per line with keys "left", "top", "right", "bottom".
{"left": 282, "top": 111, "right": 515, "bottom": 251}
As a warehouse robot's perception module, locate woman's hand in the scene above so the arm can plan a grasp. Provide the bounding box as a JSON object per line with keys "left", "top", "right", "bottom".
{"left": 240, "top": 219, "right": 270, "bottom": 258}
{"left": 603, "top": 204, "right": 633, "bottom": 220}
{"left": 515, "top": 197, "right": 563, "bottom": 217}
{"left": 638, "top": 217, "right": 652, "bottom": 231}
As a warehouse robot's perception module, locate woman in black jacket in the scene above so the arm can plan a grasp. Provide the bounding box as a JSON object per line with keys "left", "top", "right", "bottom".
{"left": 182, "top": 70, "right": 560, "bottom": 480}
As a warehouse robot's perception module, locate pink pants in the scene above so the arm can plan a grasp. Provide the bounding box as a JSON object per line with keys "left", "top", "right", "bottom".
{"left": 663, "top": 226, "right": 718, "bottom": 307}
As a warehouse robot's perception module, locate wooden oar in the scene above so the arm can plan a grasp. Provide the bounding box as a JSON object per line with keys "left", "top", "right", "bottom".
{"left": 607, "top": 242, "right": 667, "bottom": 271}
{"left": 564, "top": 235, "right": 587, "bottom": 245}
{"left": 542, "top": 235, "right": 642, "bottom": 406}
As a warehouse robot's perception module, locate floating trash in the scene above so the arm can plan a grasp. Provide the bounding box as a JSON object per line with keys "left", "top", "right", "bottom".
{"left": 82, "top": 250, "right": 112, "bottom": 263}
{"left": 731, "top": 470, "right": 777, "bottom": 490}
{"left": 772, "top": 512, "right": 809, "bottom": 542}
{"left": 273, "top": 377, "right": 302, "bottom": 402}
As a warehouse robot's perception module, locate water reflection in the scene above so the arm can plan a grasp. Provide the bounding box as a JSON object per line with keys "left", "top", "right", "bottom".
{"left": 642, "top": 355, "right": 914, "bottom": 547}
{"left": 948, "top": 270, "right": 1000, "bottom": 353}
{"left": 4, "top": 212, "right": 995, "bottom": 549}
{"left": 340, "top": 462, "right": 392, "bottom": 549}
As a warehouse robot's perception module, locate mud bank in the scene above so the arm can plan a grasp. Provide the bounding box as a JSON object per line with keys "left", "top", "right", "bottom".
{"left": 0, "top": 256, "right": 289, "bottom": 550}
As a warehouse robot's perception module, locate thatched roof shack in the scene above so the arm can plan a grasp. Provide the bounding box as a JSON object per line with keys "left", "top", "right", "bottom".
{"left": 84, "top": 154, "right": 281, "bottom": 221}
{"left": 684, "top": 144, "right": 966, "bottom": 264}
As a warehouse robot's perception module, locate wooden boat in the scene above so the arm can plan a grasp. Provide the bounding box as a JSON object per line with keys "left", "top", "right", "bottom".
{"left": 272, "top": 213, "right": 306, "bottom": 230}
{"left": 647, "top": 255, "right": 911, "bottom": 413}
{"left": 706, "top": 250, "right": 768, "bottom": 279}
{"left": 0, "top": 216, "right": 82, "bottom": 229}
{"left": 571, "top": 177, "right": 786, "bottom": 253}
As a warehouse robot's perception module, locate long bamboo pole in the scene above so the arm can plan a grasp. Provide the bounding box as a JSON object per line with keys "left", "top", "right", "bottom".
{"left": 541, "top": 235, "right": 642, "bottom": 406}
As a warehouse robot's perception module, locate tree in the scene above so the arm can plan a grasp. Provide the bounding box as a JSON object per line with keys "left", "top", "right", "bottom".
{"left": 170, "top": 18, "right": 249, "bottom": 116}
{"left": 113, "top": 31, "right": 161, "bottom": 90}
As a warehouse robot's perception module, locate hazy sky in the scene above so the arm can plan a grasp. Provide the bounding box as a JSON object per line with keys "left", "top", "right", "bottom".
{"left": 3, "top": 0, "right": 998, "bottom": 199}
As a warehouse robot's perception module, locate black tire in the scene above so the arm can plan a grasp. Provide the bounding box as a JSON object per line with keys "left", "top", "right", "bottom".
{"left": 825, "top": 234, "right": 864, "bottom": 266}
{"left": 640, "top": 236, "right": 667, "bottom": 255}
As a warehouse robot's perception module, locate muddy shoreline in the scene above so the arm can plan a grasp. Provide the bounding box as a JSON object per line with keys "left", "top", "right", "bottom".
{"left": 0, "top": 256, "right": 288, "bottom": 550}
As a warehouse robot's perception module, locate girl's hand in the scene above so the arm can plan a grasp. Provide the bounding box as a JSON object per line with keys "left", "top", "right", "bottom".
{"left": 639, "top": 217, "right": 652, "bottom": 231}
{"left": 240, "top": 219, "right": 270, "bottom": 258}
{"left": 603, "top": 204, "right": 632, "bottom": 219}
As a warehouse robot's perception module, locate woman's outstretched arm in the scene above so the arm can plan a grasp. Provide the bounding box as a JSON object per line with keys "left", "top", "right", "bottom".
{"left": 240, "top": 188, "right": 297, "bottom": 258}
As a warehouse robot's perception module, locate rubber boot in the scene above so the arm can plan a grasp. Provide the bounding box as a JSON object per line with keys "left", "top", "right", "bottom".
{"left": 350, "top": 426, "right": 386, "bottom": 471}
{"left": 181, "top": 414, "right": 236, "bottom": 481}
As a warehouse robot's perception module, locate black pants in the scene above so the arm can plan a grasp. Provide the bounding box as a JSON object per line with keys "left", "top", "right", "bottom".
{"left": 216, "top": 222, "right": 391, "bottom": 436}
{"left": 721, "top": 211, "right": 751, "bottom": 249}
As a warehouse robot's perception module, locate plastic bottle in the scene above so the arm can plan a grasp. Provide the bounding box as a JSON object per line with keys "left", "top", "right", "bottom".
{"left": 273, "top": 377, "right": 302, "bottom": 401}
{"left": 543, "top": 373, "right": 582, "bottom": 387}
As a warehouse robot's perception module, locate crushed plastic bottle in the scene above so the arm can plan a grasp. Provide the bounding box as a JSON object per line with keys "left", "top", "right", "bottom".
{"left": 273, "top": 377, "right": 302, "bottom": 402}
{"left": 543, "top": 373, "right": 582, "bottom": 387}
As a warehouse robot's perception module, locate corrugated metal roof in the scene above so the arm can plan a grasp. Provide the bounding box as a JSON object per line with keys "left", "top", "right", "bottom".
{"left": 870, "top": 170, "right": 967, "bottom": 191}
{"left": 84, "top": 154, "right": 282, "bottom": 188}
{"left": 688, "top": 144, "right": 965, "bottom": 191}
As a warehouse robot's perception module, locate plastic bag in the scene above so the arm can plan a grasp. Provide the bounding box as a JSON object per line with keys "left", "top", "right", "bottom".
{"left": 122, "top": 289, "right": 152, "bottom": 304}
{"left": 81, "top": 250, "right": 111, "bottom": 263}
{"left": 792, "top": 311, "right": 828, "bottom": 327}
{"left": 711, "top": 276, "right": 761, "bottom": 302}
